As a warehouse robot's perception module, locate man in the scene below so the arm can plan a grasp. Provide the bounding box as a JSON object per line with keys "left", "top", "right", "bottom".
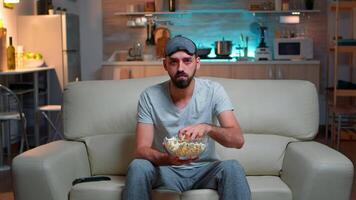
{"left": 122, "top": 35, "right": 251, "bottom": 200}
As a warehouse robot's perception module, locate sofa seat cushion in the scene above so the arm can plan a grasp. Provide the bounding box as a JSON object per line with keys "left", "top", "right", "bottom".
{"left": 69, "top": 176, "right": 180, "bottom": 200}
{"left": 68, "top": 175, "right": 291, "bottom": 200}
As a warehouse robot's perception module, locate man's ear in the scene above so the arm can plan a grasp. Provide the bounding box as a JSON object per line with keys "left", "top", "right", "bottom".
{"left": 163, "top": 58, "right": 168, "bottom": 71}
{"left": 196, "top": 56, "right": 201, "bottom": 70}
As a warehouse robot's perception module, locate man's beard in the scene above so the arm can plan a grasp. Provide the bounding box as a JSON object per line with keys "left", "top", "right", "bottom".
{"left": 170, "top": 69, "right": 196, "bottom": 89}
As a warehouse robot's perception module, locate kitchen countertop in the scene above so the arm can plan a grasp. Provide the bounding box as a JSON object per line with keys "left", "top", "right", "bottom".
{"left": 102, "top": 59, "right": 320, "bottom": 66}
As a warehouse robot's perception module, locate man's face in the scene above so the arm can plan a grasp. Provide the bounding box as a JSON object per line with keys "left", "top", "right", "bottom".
{"left": 163, "top": 51, "right": 200, "bottom": 89}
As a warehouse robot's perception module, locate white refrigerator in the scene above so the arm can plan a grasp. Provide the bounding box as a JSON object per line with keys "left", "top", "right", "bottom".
{"left": 17, "top": 14, "right": 81, "bottom": 104}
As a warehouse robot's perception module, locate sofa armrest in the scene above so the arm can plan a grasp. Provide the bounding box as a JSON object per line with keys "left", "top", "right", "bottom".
{"left": 12, "top": 140, "right": 91, "bottom": 200}
{"left": 281, "top": 141, "right": 354, "bottom": 200}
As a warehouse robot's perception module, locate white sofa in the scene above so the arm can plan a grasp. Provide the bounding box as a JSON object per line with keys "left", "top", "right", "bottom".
{"left": 12, "top": 76, "right": 354, "bottom": 200}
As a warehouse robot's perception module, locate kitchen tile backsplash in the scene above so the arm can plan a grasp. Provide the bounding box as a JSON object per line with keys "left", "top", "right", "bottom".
{"left": 102, "top": 0, "right": 326, "bottom": 61}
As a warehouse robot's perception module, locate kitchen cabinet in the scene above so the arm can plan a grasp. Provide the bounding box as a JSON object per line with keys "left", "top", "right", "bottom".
{"left": 122, "top": 66, "right": 145, "bottom": 79}
{"left": 145, "top": 66, "right": 166, "bottom": 77}
{"left": 230, "top": 64, "right": 320, "bottom": 89}
{"left": 102, "top": 61, "right": 320, "bottom": 90}
{"left": 102, "top": 65, "right": 166, "bottom": 80}
{"left": 196, "top": 65, "right": 232, "bottom": 78}
{"left": 274, "top": 64, "right": 320, "bottom": 89}
{"left": 231, "top": 65, "right": 271, "bottom": 79}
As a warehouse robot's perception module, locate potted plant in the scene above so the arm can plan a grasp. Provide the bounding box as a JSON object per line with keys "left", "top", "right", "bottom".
{"left": 305, "top": 0, "right": 314, "bottom": 10}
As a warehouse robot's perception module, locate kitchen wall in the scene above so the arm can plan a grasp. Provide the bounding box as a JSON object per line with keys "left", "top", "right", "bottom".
{"left": 52, "top": 0, "right": 102, "bottom": 80}
{"left": 51, "top": 0, "right": 102, "bottom": 80}
{"left": 102, "top": 0, "right": 329, "bottom": 123}
{"left": 102, "top": 0, "right": 327, "bottom": 87}
{"left": 53, "top": 0, "right": 79, "bottom": 14}
{"left": 0, "top": 0, "right": 102, "bottom": 81}
{"left": 0, "top": 1, "right": 34, "bottom": 47}
{"left": 102, "top": 0, "right": 327, "bottom": 61}
{"left": 78, "top": 0, "right": 103, "bottom": 80}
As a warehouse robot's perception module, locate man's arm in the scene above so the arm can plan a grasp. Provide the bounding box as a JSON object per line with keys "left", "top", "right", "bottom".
{"left": 135, "top": 122, "right": 196, "bottom": 165}
{"left": 178, "top": 110, "right": 244, "bottom": 149}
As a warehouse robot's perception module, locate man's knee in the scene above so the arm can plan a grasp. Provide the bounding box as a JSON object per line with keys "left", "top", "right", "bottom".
{"left": 128, "top": 159, "right": 155, "bottom": 174}
{"left": 220, "top": 160, "right": 246, "bottom": 176}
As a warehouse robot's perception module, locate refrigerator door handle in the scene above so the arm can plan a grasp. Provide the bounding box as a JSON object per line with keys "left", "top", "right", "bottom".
{"left": 63, "top": 49, "right": 78, "bottom": 53}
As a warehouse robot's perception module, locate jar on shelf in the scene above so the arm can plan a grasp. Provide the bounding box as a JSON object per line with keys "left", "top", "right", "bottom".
{"left": 275, "top": 0, "right": 282, "bottom": 11}
{"left": 282, "top": 0, "right": 289, "bottom": 11}
{"left": 144, "top": 0, "right": 155, "bottom": 12}
{"left": 16, "top": 45, "right": 24, "bottom": 69}
{"left": 169, "top": 0, "right": 175, "bottom": 12}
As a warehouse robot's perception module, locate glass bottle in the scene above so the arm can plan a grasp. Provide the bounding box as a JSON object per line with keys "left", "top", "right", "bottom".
{"left": 7, "top": 37, "right": 15, "bottom": 70}
{"left": 0, "top": 20, "right": 7, "bottom": 69}
{"left": 48, "top": 3, "right": 54, "bottom": 15}
{"left": 275, "top": 0, "right": 281, "bottom": 11}
{"left": 144, "top": 0, "right": 155, "bottom": 12}
{"left": 56, "top": 7, "right": 62, "bottom": 15}
{"left": 16, "top": 45, "right": 24, "bottom": 69}
{"left": 282, "top": 0, "right": 289, "bottom": 11}
{"left": 169, "top": 0, "right": 175, "bottom": 12}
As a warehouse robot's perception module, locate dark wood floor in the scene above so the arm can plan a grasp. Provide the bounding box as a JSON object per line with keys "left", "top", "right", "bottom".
{"left": 1, "top": 134, "right": 356, "bottom": 200}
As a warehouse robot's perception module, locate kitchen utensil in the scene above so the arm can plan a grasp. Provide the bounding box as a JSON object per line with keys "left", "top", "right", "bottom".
{"left": 258, "top": 26, "right": 268, "bottom": 48}
{"left": 144, "top": 0, "right": 155, "bottom": 12}
{"left": 126, "top": 4, "right": 136, "bottom": 12}
{"left": 146, "top": 18, "right": 156, "bottom": 45}
{"left": 214, "top": 38, "right": 232, "bottom": 57}
{"left": 128, "top": 41, "right": 143, "bottom": 60}
{"left": 126, "top": 20, "right": 136, "bottom": 27}
{"left": 143, "top": 54, "right": 154, "bottom": 61}
{"left": 275, "top": 0, "right": 282, "bottom": 11}
{"left": 197, "top": 48, "right": 211, "bottom": 58}
{"left": 240, "top": 33, "right": 244, "bottom": 46}
{"left": 23, "top": 59, "right": 44, "bottom": 68}
{"left": 154, "top": 26, "right": 170, "bottom": 58}
{"left": 245, "top": 36, "right": 249, "bottom": 57}
{"left": 154, "top": 26, "right": 170, "bottom": 44}
{"left": 135, "top": 17, "right": 147, "bottom": 27}
{"left": 249, "top": 22, "right": 261, "bottom": 35}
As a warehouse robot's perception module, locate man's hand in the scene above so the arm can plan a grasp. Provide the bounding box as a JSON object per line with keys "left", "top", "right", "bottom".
{"left": 178, "top": 123, "right": 212, "bottom": 140}
{"left": 160, "top": 153, "right": 197, "bottom": 166}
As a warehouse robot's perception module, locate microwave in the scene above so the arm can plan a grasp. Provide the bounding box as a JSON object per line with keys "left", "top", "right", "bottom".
{"left": 274, "top": 37, "right": 313, "bottom": 60}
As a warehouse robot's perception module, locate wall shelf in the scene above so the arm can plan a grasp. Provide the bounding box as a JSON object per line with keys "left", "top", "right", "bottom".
{"left": 330, "top": 1, "right": 356, "bottom": 10}
{"left": 330, "top": 46, "right": 356, "bottom": 53}
{"left": 114, "top": 9, "right": 320, "bottom": 16}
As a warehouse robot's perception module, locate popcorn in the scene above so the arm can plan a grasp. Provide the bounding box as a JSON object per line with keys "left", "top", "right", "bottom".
{"left": 163, "top": 136, "right": 206, "bottom": 159}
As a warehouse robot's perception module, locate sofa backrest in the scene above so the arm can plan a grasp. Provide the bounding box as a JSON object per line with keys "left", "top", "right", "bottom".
{"left": 63, "top": 76, "right": 319, "bottom": 175}
{"left": 63, "top": 76, "right": 168, "bottom": 140}
{"left": 208, "top": 77, "right": 319, "bottom": 140}
{"left": 63, "top": 76, "right": 318, "bottom": 140}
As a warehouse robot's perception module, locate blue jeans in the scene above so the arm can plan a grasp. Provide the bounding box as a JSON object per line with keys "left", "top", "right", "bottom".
{"left": 122, "top": 159, "right": 251, "bottom": 200}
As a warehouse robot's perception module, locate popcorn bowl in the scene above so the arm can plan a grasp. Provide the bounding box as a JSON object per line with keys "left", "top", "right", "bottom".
{"left": 163, "top": 135, "right": 207, "bottom": 160}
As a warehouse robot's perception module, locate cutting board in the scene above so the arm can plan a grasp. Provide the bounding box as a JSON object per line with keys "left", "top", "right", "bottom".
{"left": 154, "top": 27, "right": 170, "bottom": 58}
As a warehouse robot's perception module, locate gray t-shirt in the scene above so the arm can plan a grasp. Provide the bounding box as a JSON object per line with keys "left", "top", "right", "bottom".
{"left": 137, "top": 78, "right": 234, "bottom": 168}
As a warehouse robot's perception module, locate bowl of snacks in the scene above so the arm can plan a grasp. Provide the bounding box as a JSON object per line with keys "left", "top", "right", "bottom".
{"left": 23, "top": 52, "right": 45, "bottom": 67}
{"left": 163, "top": 135, "right": 207, "bottom": 160}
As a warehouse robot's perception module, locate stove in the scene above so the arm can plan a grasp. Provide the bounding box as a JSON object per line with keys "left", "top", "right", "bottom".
{"left": 200, "top": 56, "right": 235, "bottom": 62}
{"left": 200, "top": 56, "right": 255, "bottom": 62}
{"left": 200, "top": 55, "right": 233, "bottom": 60}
